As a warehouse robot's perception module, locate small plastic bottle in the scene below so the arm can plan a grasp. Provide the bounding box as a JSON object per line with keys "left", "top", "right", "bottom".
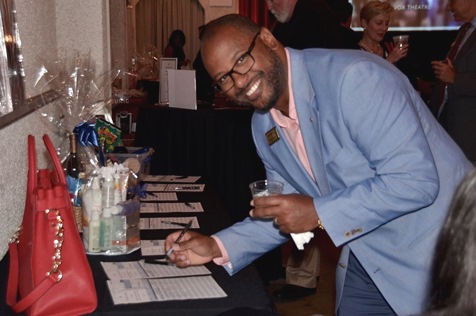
{"left": 82, "top": 175, "right": 102, "bottom": 252}
{"left": 113, "top": 173, "right": 122, "bottom": 204}
{"left": 100, "top": 207, "right": 113, "bottom": 251}
{"left": 118, "top": 168, "right": 130, "bottom": 201}
{"left": 102, "top": 171, "right": 115, "bottom": 209}
{"left": 110, "top": 205, "right": 127, "bottom": 253}
{"left": 88, "top": 211, "right": 101, "bottom": 253}
{"left": 91, "top": 175, "right": 102, "bottom": 213}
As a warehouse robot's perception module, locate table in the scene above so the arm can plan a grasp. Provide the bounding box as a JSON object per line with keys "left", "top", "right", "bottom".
{"left": 0, "top": 182, "right": 277, "bottom": 316}
{"left": 135, "top": 106, "right": 284, "bottom": 286}
{"left": 134, "top": 105, "right": 266, "bottom": 223}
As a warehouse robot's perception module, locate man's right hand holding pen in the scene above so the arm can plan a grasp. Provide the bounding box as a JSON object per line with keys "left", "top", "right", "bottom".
{"left": 164, "top": 230, "right": 223, "bottom": 267}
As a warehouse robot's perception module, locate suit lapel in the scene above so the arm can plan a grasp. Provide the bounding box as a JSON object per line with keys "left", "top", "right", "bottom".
{"left": 295, "top": 83, "right": 331, "bottom": 196}
{"left": 290, "top": 49, "right": 331, "bottom": 196}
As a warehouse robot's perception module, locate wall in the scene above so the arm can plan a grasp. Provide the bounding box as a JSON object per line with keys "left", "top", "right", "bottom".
{"left": 0, "top": 0, "right": 111, "bottom": 259}
{"left": 110, "top": 0, "right": 128, "bottom": 72}
{"left": 199, "top": 0, "right": 238, "bottom": 23}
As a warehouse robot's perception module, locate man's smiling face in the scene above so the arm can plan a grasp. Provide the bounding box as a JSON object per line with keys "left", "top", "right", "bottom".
{"left": 202, "top": 26, "right": 287, "bottom": 112}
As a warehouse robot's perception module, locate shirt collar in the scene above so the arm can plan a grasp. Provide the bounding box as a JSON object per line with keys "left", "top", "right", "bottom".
{"left": 270, "top": 48, "right": 298, "bottom": 128}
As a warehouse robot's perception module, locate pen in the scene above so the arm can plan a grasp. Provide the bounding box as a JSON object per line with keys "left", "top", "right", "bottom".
{"left": 165, "top": 219, "right": 193, "bottom": 259}
{"left": 185, "top": 202, "right": 195, "bottom": 209}
{"left": 144, "top": 259, "right": 175, "bottom": 266}
{"left": 175, "top": 186, "right": 200, "bottom": 190}
{"left": 161, "top": 220, "right": 188, "bottom": 227}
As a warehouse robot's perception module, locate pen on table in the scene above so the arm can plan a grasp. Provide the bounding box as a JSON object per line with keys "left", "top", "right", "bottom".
{"left": 165, "top": 219, "right": 193, "bottom": 260}
{"left": 143, "top": 255, "right": 169, "bottom": 265}
{"left": 185, "top": 202, "right": 195, "bottom": 209}
{"left": 173, "top": 175, "right": 188, "bottom": 180}
{"left": 144, "top": 259, "right": 175, "bottom": 266}
{"left": 161, "top": 220, "right": 188, "bottom": 227}
{"left": 174, "top": 186, "right": 200, "bottom": 190}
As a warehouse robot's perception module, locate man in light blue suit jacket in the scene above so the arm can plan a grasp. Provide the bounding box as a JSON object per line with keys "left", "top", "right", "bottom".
{"left": 165, "top": 14, "right": 473, "bottom": 315}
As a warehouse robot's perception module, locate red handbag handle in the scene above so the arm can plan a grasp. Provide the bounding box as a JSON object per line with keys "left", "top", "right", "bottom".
{"left": 27, "top": 135, "right": 37, "bottom": 196}
{"left": 43, "top": 134, "right": 68, "bottom": 186}
{"left": 6, "top": 135, "right": 65, "bottom": 313}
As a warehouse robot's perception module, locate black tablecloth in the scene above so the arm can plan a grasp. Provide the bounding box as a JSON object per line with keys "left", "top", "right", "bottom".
{"left": 135, "top": 105, "right": 284, "bottom": 286}
{"left": 0, "top": 184, "right": 277, "bottom": 316}
{"left": 135, "top": 106, "right": 266, "bottom": 223}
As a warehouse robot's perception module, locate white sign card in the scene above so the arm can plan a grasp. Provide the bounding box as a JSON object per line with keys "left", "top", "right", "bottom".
{"left": 167, "top": 69, "right": 197, "bottom": 110}
{"left": 159, "top": 58, "right": 177, "bottom": 104}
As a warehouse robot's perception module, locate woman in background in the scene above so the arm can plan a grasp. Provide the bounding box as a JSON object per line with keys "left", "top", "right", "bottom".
{"left": 359, "top": 0, "right": 408, "bottom": 64}
{"left": 164, "top": 29, "right": 190, "bottom": 69}
{"left": 425, "top": 167, "right": 476, "bottom": 315}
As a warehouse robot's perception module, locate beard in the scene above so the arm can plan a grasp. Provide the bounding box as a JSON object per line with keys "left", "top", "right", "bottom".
{"left": 232, "top": 47, "right": 285, "bottom": 112}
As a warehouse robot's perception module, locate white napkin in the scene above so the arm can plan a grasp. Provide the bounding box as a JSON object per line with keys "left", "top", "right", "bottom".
{"left": 291, "top": 231, "right": 314, "bottom": 250}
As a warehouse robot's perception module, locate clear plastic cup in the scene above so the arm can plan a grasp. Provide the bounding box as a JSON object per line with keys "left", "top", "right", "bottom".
{"left": 393, "top": 35, "right": 409, "bottom": 48}
{"left": 249, "top": 180, "right": 284, "bottom": 197}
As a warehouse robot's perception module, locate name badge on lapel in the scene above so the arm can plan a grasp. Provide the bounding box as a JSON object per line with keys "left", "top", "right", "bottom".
{"left": 265, "top": 127, "right": 280, "bottom": 146}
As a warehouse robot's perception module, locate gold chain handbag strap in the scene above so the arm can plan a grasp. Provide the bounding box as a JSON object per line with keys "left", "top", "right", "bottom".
{"left": 9, "top": 226, "right": 21, "bottom": 244}
{"left": 44, "top": 208, "right": 64, "bottom": 283}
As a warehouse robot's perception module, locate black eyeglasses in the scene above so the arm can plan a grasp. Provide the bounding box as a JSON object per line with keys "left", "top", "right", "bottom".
{"left": 212, "top": 32, "right": 260, "bottom": 93}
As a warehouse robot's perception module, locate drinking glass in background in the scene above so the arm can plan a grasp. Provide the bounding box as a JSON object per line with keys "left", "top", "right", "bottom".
{"left": 393, "top": 35, "right": 409, "bottom": 49}
{"left": 249, "top": 180, "right": 284, "bottom": 197}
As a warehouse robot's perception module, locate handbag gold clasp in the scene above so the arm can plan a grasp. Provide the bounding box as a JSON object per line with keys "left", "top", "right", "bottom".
{"left": 46, "top": 269, "right": 63, "bottom": 283}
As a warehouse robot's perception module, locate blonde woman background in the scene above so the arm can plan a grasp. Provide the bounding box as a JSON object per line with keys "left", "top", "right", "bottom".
{"left": 359, "top": 0, "right": 409, "bottom": 64}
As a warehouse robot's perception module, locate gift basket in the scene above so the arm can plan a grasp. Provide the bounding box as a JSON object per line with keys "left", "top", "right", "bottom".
{"left": 32, "top": 50, "right": 152, "bottom": 255}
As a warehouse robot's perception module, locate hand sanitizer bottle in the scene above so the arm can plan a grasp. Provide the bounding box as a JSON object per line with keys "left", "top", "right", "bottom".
{"left": 100, "top": 207, "right": 113, "bottom": 252}
{"left": 88, "top": 211, "right": 101, "bottom": 253}
{"left": 102, "top": 170, "right": 115, "bottom": 209}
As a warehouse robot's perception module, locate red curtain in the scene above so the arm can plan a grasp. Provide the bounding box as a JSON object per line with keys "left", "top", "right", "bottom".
{"left": 239, "top": 0, "right": 272, "bottom": 28}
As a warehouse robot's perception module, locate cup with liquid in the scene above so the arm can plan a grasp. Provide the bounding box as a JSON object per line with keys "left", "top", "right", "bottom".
{"left": 393, "top": 35, "right": 409, "bottom": 49}
{"left": 249, "top": 180, "right": 284, "bottom": 197}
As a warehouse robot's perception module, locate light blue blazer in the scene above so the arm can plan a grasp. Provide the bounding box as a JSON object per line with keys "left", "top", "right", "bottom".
{"left": 214, "top": 48, "right": 473, "bottom": 315}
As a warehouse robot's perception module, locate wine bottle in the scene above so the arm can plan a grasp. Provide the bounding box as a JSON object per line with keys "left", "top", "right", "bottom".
{"left": 64, "top": 133, "right": 84, "bottom": 231}
{"left": 64, "top": 133, "right": 83, "bottom": 203}
{"left": 66, "top": 133, "right": 80, "bottom": 178}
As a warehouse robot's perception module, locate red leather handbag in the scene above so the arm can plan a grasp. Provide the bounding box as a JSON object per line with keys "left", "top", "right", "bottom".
{"left": 6, "top": 134, "right": 97, "bottom": 316}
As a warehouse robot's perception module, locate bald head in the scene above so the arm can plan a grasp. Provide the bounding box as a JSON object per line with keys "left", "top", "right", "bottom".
{"left": 201, "top": 14, "right": 261, "bottom": 46}
{"left": 199, "top": 14, "right": 289, "bottom": 112}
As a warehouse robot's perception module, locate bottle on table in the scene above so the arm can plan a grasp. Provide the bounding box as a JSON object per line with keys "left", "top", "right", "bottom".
{"left": 63, "top": 132, "right": 84, "bottom": 231}
{"left": 88, "top": 211, "right": 101, "bottom": 253}
{"left": 100, "top": 207, "right": 113, "bottom": 251}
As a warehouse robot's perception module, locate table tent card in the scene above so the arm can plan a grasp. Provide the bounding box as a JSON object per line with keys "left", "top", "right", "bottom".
{"left": 167, "top": 69, "right": 197, "bottom": 110}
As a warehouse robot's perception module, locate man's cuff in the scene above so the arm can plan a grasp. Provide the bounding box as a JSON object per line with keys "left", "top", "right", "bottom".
{"left": 211, "top": 235, "right": 233, "bottom": 270}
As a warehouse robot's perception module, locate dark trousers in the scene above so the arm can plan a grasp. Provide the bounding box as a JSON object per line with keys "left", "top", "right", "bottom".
{"left": 337, "top": 251, "right": 396, "bottom": 316}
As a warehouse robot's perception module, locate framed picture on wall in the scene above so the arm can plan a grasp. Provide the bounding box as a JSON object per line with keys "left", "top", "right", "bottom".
{"left": 0, "top": 0, "right": 26, "bottom": 128}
